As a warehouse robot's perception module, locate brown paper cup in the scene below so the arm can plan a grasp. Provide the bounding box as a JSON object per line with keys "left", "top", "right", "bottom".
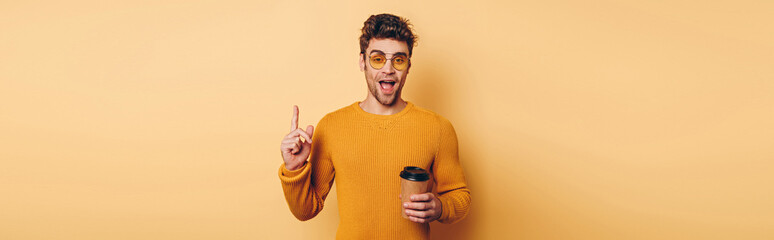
{"left": 400, "top": 166, "right": 430, "bottom": 219}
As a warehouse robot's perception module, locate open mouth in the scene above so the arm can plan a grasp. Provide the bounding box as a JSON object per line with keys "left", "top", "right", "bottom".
{"left": 379, "top": 80, "right": 396, "bottom": 93}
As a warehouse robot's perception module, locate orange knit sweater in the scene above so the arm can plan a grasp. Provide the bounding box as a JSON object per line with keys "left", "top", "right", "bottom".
{"left": 279, "top": 102, "right": 471, "bottom": 239}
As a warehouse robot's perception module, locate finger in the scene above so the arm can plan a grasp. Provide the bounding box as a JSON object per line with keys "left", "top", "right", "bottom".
{"left": 282, "top": 136, "right": 301, "bottom": 144}
{"left": 291, "top": 105, "right": 299, "bottom": 131}
{"left": 291, "top": 142, "right": 300, "bottom": 154}
{"left": 403, "top": 202, "right": 431, "bottom": 210}
{"left": 410, "top": 193, "right": 433, "bottom": 202}
{"left": 282, "top": 142, "right": 300, "bottom": 153}
{"left": 405, "top": 209, "right": 430, "bottom": 219}
{"left": 285, "top": 129, "right": 312, "bottom": 143}
{"left": 306, "top": 125, "right": 314, "bottom": 138}
{"left": 293, "top": 128, "right": 312, "bottom": 144}
{"left": 282, "top": 138, "right": 300, "bottom": 145}
{"left": 281, "top": 142, "right": 300, "bottom": 151}
{"left": 409, "top": 216, "right": 428, "bottom": 223}
{"left": 281, "top": 142, "right": 292, "bottom": 150}
{"left": 285, "top": 130, "right": 300, "bottom": 139}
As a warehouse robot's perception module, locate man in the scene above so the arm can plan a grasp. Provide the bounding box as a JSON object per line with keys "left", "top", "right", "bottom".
{"left": 278, "top": 13, "right": 470, "bottom": 239}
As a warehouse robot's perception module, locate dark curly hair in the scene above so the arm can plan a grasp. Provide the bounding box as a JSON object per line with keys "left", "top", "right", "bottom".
{"left": 359, "top": 13, "right": 418, "bottom": 58}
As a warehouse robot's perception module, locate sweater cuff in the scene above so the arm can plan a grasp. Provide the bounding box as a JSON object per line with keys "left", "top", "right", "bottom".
{"left": 278, "top": 161, "right": 310, "bottom": 183}
{"left": 438, "top": 194, "right": 453, "bottom": 223}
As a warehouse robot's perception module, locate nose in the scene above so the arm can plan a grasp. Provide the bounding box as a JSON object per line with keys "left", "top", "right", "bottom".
{"left": 381, "top": 59, "right": 396, "bottom": 74}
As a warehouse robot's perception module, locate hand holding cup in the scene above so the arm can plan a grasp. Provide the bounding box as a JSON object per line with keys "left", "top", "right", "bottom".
{"left": 400, "top": 166, "right": 442, "bottom": 223}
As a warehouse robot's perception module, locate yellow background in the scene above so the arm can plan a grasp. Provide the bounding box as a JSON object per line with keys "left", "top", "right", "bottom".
{"left": 1, "top": 1, "right": 772, "bottom": 239}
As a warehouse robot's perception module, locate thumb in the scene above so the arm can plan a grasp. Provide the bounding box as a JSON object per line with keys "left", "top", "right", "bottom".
{"left": 306, "top": 125, "right": 314, "bottom": 138}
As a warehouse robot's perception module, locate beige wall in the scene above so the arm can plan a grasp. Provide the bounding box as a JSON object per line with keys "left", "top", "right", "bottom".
{"left": 1, "top": 1, "right": 772, "bottom": 239}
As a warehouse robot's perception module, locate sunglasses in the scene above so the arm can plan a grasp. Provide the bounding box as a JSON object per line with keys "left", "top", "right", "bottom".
{"left": 367, "top": 53, "right": 410, "bottom": 71}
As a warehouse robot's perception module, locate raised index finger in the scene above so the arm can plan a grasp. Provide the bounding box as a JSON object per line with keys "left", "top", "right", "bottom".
{"left": 291, "top": 105, "right": 299, "bottom": 131}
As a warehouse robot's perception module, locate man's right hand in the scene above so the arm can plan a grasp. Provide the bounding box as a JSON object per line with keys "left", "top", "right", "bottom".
{"left": 280, "top": 105, "right": 315, "bottom": 171}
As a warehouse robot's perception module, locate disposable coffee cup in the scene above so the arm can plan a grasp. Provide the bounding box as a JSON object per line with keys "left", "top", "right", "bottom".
{"left": 400, "top": 166, "right": 430, "bottom": 219}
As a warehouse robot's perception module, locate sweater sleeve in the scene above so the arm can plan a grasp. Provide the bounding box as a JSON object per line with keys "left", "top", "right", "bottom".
{"left": 278, "top": 117, "right": 335, "bottom": 221}
{"left": 432, "top": 116, "right": 471, "bottom": 224}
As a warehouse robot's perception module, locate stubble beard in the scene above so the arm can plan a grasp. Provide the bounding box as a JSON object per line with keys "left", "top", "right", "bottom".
{"left": 368, "top": 79, "right": 402, "bottom": 106}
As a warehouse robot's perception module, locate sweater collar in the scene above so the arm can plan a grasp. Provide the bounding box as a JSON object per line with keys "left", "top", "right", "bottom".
{"left": 351, "top": 101, "right": 414, "bottom": 120}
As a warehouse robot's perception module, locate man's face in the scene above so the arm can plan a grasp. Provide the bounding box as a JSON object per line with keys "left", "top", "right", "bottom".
{"left": 359, "top": 38, "right": 411, "bottom": 106}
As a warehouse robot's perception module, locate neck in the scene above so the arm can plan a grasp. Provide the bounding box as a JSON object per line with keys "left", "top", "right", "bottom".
{"left": 359, "top": 95, "right": 407, "bottom": 115}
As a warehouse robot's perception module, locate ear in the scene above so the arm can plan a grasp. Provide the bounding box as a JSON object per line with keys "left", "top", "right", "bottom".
{"left": 359, "top": 53, "right": 365, "bottom": 72}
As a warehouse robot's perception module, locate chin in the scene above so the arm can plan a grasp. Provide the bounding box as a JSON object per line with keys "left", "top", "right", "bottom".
{"left": 378, "top": 94, "right": 400, "bottom": 106}
{"left": 377, "top": 98, "right": 395, "bottom": 106}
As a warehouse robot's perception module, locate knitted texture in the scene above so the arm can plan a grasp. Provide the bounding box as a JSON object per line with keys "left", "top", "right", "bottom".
{"left": 279, "top": 102, "right": 471, "bottom": 239}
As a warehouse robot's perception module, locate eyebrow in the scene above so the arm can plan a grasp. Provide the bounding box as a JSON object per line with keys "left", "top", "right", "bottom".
{"left": 369, "top": 50, "right": 408, "bottom": 57}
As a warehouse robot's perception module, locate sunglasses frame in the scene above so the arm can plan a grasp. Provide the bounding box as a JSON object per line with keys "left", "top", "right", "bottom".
{"left": 365, "top": 52, "right": 411, "bottom": 71}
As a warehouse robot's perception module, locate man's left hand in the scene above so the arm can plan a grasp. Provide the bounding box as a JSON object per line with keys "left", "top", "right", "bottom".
{"left": 403, "top": 193, "right": 442, "bottom": 223}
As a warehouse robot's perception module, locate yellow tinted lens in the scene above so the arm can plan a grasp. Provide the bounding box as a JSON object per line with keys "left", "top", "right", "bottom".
{"left": 369, "top": 54, "right": 386, "bottom": 69}
{"left": 392, "top": 56, "right": 408, "bottom": 70}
